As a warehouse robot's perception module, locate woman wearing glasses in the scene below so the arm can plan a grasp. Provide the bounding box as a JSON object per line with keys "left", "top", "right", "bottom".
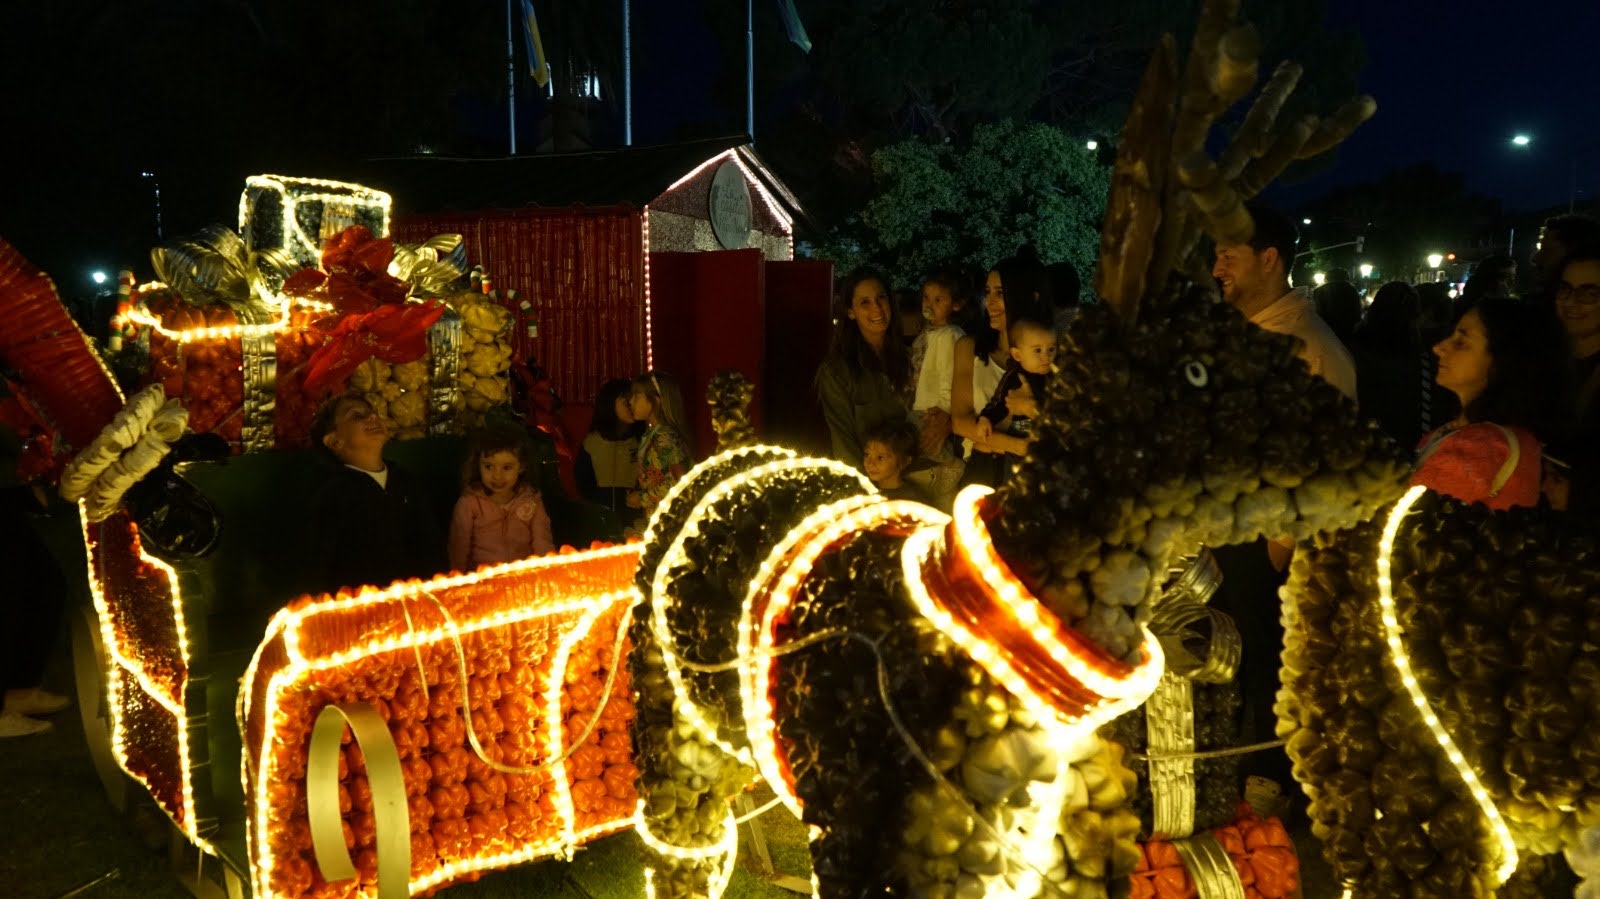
{"left": 1414, "top": 296, "right": 1573, "bottom": 510}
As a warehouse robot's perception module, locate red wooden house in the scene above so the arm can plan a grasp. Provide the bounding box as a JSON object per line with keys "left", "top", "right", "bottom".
{"left": 354, "top": 136, "right": 832, "bottom": 455}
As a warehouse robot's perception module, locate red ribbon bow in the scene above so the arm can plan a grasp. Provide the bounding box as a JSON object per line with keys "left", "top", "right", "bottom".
{"left": 302, "top": 300, "right": 446, "bottom": 396}
{"left": 283, "top": 225, "right": 409, "bottom": 316}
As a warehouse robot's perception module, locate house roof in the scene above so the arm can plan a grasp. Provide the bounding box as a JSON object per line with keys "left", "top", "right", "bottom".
{"left": 349, "top": 136, "right": 804, "bottom": 224}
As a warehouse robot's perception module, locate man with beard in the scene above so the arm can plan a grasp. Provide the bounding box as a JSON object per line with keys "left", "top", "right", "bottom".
{"left": 1208, "top": 203, "right": 1357, "bottom": 818}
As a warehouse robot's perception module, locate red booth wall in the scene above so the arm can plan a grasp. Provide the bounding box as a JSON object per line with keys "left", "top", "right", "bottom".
{"left": 393, "top": 207, "right": 646, "bottom": 435}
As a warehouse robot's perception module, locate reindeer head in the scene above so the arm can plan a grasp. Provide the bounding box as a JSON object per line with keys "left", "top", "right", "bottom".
{"left": 988, "top": 0, "right": 1409, "bottom": 661}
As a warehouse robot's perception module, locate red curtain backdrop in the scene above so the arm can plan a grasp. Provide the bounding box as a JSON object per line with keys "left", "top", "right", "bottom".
{"left": 393, "top": 208, "right": 645, "bottom": 407}
{"left": 647, "top": 250, "right": 766, "bottom": 456}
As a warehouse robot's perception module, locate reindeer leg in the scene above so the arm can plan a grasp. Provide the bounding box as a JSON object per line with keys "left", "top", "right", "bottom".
{"left": 631, "top": 627, "right": 742, "bottom": 898}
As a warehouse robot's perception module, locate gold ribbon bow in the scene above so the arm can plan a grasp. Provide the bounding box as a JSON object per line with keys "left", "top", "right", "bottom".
{"left": 389, "top": 233, "right": 468, "bottom": 299}
{"left": 1150, "top": 552, "right": 1239, "bottom": 685}
{"left": 1144, "top": 549, "right": 1245, "bottom": 845}
{"left": 149, "top": 224, "right": 298, "bottom": 316}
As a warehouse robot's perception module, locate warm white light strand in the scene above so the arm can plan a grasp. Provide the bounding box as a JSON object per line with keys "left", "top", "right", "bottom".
{"left": 1376, "top": 485, "right": 1518, "bottom": 885}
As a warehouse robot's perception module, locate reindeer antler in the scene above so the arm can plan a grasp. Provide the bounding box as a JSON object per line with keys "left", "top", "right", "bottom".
{"left": 1092, "top": 0, "right": 1376, "bottom": 320}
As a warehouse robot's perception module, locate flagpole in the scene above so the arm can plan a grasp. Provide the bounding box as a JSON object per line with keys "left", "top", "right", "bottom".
{"left": 745, "top": 0, "right": 754, "bottom": 141}
{"left": 623, "top": 0, "right": 633, "bottom": 146}
{"left": 506, "top": 0, "right": 518, "bottom": 155}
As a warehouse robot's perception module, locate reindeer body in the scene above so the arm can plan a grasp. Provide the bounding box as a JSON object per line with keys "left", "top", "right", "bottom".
{"left": 630, "top": 285, "right": 1411, "bottom": 897}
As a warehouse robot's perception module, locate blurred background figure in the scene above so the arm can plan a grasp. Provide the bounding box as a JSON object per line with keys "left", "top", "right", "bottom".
{"left": 1461, "top": 254, "right": 1517, "bottom": 303}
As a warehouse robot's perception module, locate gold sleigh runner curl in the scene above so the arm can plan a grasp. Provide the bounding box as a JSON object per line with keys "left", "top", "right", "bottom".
{"left": 60, "top": 384, "right": 189, "bottom": 521}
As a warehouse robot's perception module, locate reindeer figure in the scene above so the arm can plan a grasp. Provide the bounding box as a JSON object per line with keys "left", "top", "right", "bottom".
{"left": 630, "top": 2, "right": 1409, "bottom": 896}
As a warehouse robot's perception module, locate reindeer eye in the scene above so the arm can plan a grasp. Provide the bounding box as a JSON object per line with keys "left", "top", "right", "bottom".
{"left": 1183, "top": 360, "right": 1209, "bottom": 388}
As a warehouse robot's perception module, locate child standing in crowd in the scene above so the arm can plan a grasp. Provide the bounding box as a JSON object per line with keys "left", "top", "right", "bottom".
{"left": 862, "top": 421, "right": 931, "bottom": 505}
{"left": 974, "top": 318, "right": 1055, "bottom": 467}
{"left": 627, "top": 372, "right": 693, "bottom": 521}
{"left": 449, "top": 428, "right": 553, "bottom": 571}
{"left": 909, "top": 271, "right": 967, "bottom": 506}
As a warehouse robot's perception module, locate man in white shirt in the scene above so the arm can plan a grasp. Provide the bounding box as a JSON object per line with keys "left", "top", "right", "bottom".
{"left": 1212, "top": 204, "right": 1357, "bottom": 400}
{"left": 1208, "top": 203, "right": 1358, "bottom": 819}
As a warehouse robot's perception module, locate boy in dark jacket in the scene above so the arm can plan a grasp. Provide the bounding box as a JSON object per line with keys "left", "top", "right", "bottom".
{"left": 307, "top": 394, "right": 446, "bottom": 594}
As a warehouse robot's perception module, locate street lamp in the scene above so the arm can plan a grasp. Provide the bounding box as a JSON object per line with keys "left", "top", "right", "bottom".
{"left": 1302, "top": 217, "right": 1312, "bottom": 225}
{"left": 1427, "top": 253, "right": 1444, "bottom": 269}
{"left": 1358, "top": 263, "right": 1374, "bottom": 279}
{"left": 1085, "top": 139, "right": 1099, "bottom": 151}
{"left": 1313, "top": 272, "right": 1326, "bottom": 286}
{"left": 91, "top": 271, "right": 108, "bottom": 286}
{"left": 1512, "top": 134, "right": 1532, "bottom": 147}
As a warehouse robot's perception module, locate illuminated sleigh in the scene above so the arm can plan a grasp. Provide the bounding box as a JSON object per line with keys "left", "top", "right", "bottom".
{"left": 80, "top": 466, "right": 642, "bottom": 898}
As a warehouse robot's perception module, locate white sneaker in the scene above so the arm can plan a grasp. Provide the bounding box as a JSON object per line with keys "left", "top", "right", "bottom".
{"left": 4, "top": 688, "right": 70, "bottom": 716}
{"left": 0, "top": 711, "right": 52, "bottom": 738}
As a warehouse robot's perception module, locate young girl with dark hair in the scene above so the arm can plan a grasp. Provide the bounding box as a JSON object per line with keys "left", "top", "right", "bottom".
{"left": 627, "top": 372, "right": 693, "bottom": 519}
{"left": 1414, "top": 297, "right": 1573, "bottom": 510}
{"left": 815, "top": 268, "right": 912, "bottom": 469}
{"left": 449, "top": 427, "right": 553, "bottom": 571}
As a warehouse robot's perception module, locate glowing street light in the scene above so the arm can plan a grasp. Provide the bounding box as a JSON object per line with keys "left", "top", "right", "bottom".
{"left": 1427, "top": 253, "right": 1444, "bottom": 269}
{"left": 1358, "top": 263, "right": 1374, "bottom": 279}
{"left": 1313, "top": 272, "right": 1327, "bottom": 286}
{"left": 91, "top": 271, "right": 108, "bottom": 285}
{"left": 1085, "top": 139, "right": 1099, "bottom": 151}
{"left": 1511, "top": 134, "right": 1532, "bottom": 147}
{"left": 1302, "top": 217, "right": 1312, "bottom": 225}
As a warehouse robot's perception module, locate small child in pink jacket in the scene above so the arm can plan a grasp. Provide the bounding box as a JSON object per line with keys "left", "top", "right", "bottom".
{"left": 449, "top": 429, "right": 554, "bottom": 571}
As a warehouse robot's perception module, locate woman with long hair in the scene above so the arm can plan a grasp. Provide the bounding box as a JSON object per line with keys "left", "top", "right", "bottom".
{"left": 949, "top": 250, "right": 1050, "bottom": 486}
{"left": 575, "top": 378, "right": 646, "bottom": 517}
{"left": 815, "top": 267, "right": 912, "bottom": 469}
{"left": 1351, "top": 281, "right": 1453, "bottom": 449}
{"left": 1415, "top": 297, "right": 1573, "bottom": 510}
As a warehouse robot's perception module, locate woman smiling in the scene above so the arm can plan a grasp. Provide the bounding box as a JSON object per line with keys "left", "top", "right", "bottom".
{"left": 815, "top": 268, "right": 912, "bottom": 469}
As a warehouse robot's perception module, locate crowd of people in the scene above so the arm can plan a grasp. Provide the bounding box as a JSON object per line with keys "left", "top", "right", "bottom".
{"left": 803, "top": 203, "right": 1600, "bottom": 818}
{"left": 805, "top": 205, "right": 1599, "bottom": 524}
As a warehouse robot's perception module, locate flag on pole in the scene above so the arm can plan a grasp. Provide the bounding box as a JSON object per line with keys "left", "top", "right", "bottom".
{"left": 521, "top": 0, "right": 551, "bottom": 88}
{"left": 777, "top": 0, "right": 812, "bottom": 53}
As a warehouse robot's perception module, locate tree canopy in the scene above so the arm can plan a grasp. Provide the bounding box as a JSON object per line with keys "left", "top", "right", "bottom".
{"left": 811, "top": 121, "right": 1110, "bottom": 292}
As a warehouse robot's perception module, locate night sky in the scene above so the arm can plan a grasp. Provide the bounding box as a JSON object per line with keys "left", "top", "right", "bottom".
{"left": 1280, "top": 0, "right": 1600, "bottom": 211}
{"left": 5, "top": 0, "right": 1600, "bottom": 291}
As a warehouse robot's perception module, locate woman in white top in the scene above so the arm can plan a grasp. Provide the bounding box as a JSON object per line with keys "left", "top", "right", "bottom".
{"left": 950, "top": 252, "right": 1050, "bottom": 486}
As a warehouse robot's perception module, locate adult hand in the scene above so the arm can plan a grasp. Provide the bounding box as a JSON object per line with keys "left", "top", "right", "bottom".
{"left": 1005, "top": 383, "right": 1039, "bottom": 420}
{"left": 919, "top": 408, "right": 952, "bottom": 456}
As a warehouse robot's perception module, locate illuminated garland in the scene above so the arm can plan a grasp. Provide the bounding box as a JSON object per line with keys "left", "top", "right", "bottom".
{"left": 80, "top": 504, "right": 210, "bottom": 850}
{"left": 1375, "top": 486, "right": 1518, "bottom": 885}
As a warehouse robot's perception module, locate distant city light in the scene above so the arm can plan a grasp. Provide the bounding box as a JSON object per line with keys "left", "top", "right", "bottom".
{"left": 1313, "top": 272, "right": 1327, "bottom": 286}
{"left": 1358, "top": 263, "right": 1374, "bottom": 279}
{"left": 1085, "top": 139, "right": 1099, "bottom": 151}
{"left": 91, "top": 271, "right": 108, "bottom": 285}
{"left": 1427, "top": 253, "right": 1444, "bottom": 269}
{"left": 1512, "top": 134, "right": 1532, "bottom": 147}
